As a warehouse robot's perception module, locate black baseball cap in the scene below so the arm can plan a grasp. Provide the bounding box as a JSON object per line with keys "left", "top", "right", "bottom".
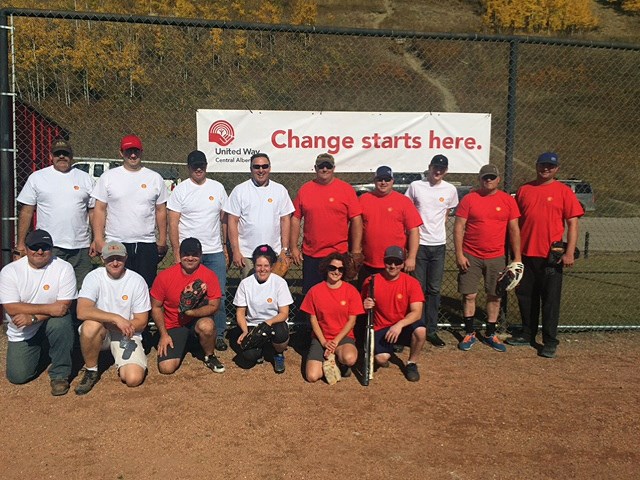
{"left": 375, "top": 166, "right": 393, "bottom": 180}
{"left": 180, "top": 237, "right": 202, "bottom": 256}
{"left": 383, "top": 245, "right": 405, "bottom": 261}
{"left": 430, "top": 154, "right": 449, "bottom": 168}
{"left": 25, "top": 229, "right": 54, "bottom": 249}
{"left": 187, "top": 150, "right": 208, "bottom": 168}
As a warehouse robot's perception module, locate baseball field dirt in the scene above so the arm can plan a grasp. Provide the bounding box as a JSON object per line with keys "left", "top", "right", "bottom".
{"left": 1, "top": 330, "right": 638, "bottom": 479}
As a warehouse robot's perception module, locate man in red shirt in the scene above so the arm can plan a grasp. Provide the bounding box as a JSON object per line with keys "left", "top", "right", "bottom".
{"left": 361, "top": 246, "right": 426, "bottom": 382}
{"left": 358, "top": 166, "right": 423, "bottom": 286}
{"left": 290, "top": 153, "right": 363, "bottom": 294}
{"left": 508, "top": 152, "right": 583, "bottom": 358}
{"left": 454, "top": 164, "right": 521, "bottom": 352}
{"left": 150, "top": 238, "right": 225, "bottom": 374}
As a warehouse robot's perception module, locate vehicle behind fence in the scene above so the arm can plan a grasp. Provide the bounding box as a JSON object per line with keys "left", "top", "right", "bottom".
{"left": 1, "top": 9, "right": 638, "bottom": 329}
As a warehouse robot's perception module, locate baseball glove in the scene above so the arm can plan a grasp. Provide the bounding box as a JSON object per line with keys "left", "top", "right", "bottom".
{"left": 178, "top": 279, "right": 208, "bottom": 314}
{"left": 240, "top": 322, "right": 274, "bottom": 351}
{"left": 495, "top": 262, "right": 525, "bottom": 297}
{"left": 322, "top": 353, "right": 341, "bottom": 385}
{"left": 343, "top": 253, "right": 363, "bottom": 281}
{"left": 272, "top": 252, "right": 290, "bottom": 278}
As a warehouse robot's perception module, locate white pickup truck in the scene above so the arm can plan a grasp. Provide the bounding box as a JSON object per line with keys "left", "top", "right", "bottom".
{"left": 73, "top": 160, "right": 181, "bottom": 192}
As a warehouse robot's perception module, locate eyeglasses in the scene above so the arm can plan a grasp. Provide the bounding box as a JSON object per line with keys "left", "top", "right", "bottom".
{"left": 375, "top": 176, "right": 393, "bottom": 182}
{"left": 482, "top": 175, "right": 498, "bottom": 181}
{"left": 384, "top": 258, "right": 403, "bottom": 266}
{"left": 28, "top": 244, "right": 52, "bottom": 252}
{"left": 327, "top": 265, "right": 344, "bottom": 273}
{"left": 52, "top": 151, "right": 70, "bottom": 158}
{"left": 252, "top": 164, "right": 270, "bottom": 170}
{"left": 123, "top": 148, "right": 141, "bottom": 157}
{"left": 316, "top": 162, "right": 334, "bottom": 170}
{"left": 104, "top": 255, "right": 126, "bottom": 263}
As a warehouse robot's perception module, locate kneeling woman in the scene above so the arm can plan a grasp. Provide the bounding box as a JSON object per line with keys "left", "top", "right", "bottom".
{"left": 301, "top": 253, "right": 364, "bottom": 382}
{"left": 234, "top": 244, "right": 293, "bottom": 374}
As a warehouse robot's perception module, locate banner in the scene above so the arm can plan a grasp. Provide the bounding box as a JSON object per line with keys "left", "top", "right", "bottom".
{"left": 196, "top": 110, "right": 491, "bottom": 173}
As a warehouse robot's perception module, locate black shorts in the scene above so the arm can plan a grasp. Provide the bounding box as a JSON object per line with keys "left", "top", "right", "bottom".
{"left": 374, "top": 321, "right": 426, "bottom": 355}
{"left": 157, "top": 322, "right": 198, "bottom": 362}
{"left": 307, "top": 337, "right": 356, "bottom": 362}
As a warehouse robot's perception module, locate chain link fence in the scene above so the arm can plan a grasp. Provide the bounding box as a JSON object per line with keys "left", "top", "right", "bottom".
{"left": 1, "top": 9, "right": 639, "bottom": 330}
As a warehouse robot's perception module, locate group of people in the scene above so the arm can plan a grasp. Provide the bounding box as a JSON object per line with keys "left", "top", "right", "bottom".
{"left": 0, "top": 135, "right": 583, "bottom": 396}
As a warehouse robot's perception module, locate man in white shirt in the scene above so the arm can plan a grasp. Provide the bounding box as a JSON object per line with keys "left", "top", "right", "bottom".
{"left": 168, "top": 150, "right": 229, "bottom": 351}
{"left": 91, "top": 135, "right": 169, "bottom": 288}
{"left": 0, "top": 229, "right": 77, "bottom": 396}
{"left": 224, "top": 153, "right": 294, "bottom": 278}
{"left": 405, "top": 155, "right": 459, "bottom": 348}
{"left": 75, "top": 241, "right": 151, "bottom": 395}
{"left": 16, "top": 138, "right": 94, "bottom": 287}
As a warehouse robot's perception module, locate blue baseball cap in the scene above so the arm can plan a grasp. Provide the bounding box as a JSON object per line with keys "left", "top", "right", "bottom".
{"left": 537, "top": 152, "right": 559, "bottom": 166}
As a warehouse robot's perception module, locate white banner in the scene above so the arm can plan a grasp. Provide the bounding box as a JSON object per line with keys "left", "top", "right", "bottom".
{"left": 196, "top": 110, "right": 491, "bottom": 173}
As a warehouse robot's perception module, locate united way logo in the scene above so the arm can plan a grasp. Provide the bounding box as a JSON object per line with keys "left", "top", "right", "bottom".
{"left": 209, "top": 120, "right": 235, "bottom": 146}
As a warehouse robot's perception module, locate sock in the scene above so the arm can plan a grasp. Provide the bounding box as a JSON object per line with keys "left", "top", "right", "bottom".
{"left": 486, "top": 323, "right": 497, "bottom": 336}
{"left": 464, "top": 316, "right": 475, "bottom": 334}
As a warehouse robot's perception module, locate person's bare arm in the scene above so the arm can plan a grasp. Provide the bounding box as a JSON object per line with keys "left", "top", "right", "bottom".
{"left": 156, "top": 203, "right": 168, "bottom": 257}
{"left": 280, "top": 214, "right": 291, "bottom": 253}
{"left": 507, "top": 218, "right": 522, "bottom": 263}
{"left": 349, "top": 215, "right": 363, "bottom": 254}
{"left": 290, "top": 215, "right": 303, "bottom": 265}
{"left": 562, "top": 217, "right": 580, "bottom": 267}
{"left": 77, "top": 297, "right": 135, "bottom": 337}
{"left": 16, "top": 204, "right": 36, "bottom": 254}
{"left": 168, "top": 209, "right": 181, "bottom": 264}
{"left": 454, "top": 216, "right": 469, "bottom": 271}
{"left": 227, "top": 213, "right": 245, "bottom": 269}
{"left": 92, "top": 200, "right": 108, "bottom": 253}
{"left": 404, "top": 227, "right": 420, "bottom": 273}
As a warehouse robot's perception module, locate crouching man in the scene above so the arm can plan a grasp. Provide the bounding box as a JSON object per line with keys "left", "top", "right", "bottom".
{"left": 75, "top": 241, "right": 151, "bottom": 395}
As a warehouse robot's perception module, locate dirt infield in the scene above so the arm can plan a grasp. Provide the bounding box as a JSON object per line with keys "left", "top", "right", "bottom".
{"left": 1, "top": 330, "right": 638, "bottom": 480}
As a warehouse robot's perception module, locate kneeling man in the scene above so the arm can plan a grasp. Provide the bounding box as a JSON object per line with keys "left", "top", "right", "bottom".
{"left": 76, "top": 241, "right": 151, "bottom": 395}
{"left": 361, "top": 246, "right": 426, "bottom": 382}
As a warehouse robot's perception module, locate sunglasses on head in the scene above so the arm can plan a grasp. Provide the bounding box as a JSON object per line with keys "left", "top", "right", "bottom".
{"left": 316, "top": 162, "right": 334, "bottom": 170}
{"left": 482, "top": 175, "right": 498, "bottom": 181}
{"left": 28, "top": 243, "right": 52, "bottom": 252}
{"left": 52, "top": 151, "right": 70, "bottom": 158}
{"left": 327, "top": 265, "right": 344, "bottom": 273}
{"left": 252, "top": 163, "right": 270, "bottom": 170}
{"left": 384, "top": 258, "right": 403, "bottom": 266}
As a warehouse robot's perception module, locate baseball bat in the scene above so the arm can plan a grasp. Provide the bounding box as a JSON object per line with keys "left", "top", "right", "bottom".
{"left": 363, "top": 274, "right": 375, "bottom": 386}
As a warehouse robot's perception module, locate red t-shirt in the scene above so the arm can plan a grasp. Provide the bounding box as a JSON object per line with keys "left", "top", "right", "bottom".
{"left": 455, "top": 190, "right": 520, "bottom": 259}
{"left": 516, "top": 180, "right": 584, "bottom": 258}
{"left": 359, "top": 191, "right": 423, "bottom": 268}
{"left": 300, "top": 281, "right": 365, "bottom": 340}
{"left": 361, "top": 273, "right": 424, "bottom": 331}
{"left": 150, "top": 263, "right": 221, "bottom": 329}
{"left": 293, "top": 178, "right": 362, "bottom": 257}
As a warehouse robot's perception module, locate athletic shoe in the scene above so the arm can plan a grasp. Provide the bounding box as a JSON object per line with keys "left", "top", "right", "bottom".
{"left": 485, "top": 334, "right": 507, "bottom": 352}
{"left": 427, "top": 332, "right": 446, "bottom": 348}
{"left": 273, "top": 352, "right": 286, "bottom": 374}
{"left": 74, "top": 369, "right": 99, "bottom": 396}
{"left": 51, "top": 379, "right": 70, "bottom": 396}
{"left": 215, "top": 337, "right": 228, "bottom": 351}
{"left": 458, "top": 332, "right": 477, "bottom": 351}
{"left": 539, "top": 346, "right": 557, "bottom": 358}
{"left": 339, "top": 365, "right": 352, "bottom": 378}
{"left": 204, "top": 354, "right": 225, "bottom": 373}
{"left": 506, "top": 335, "right": 532, "bottom": 346}
{"left": 255, "top": 356, "right": 264, "bottom": 365}
{"left": 405, "top": 363, "right": 420, "bottom": 382}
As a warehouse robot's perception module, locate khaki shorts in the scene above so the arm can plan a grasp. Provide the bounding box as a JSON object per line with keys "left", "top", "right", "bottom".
{"left": 79, "top": 323, "right": 147, "bottom": 371}
{"left": 457, "top": 253, "right": 505, "bottom": 296}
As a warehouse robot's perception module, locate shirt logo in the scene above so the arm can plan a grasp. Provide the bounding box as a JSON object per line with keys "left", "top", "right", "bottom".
{"left": 209, "top": 196, "right": 214, "bottom": 201}
{"left": 141, "top": 184, "right": 147, "bottom": 189}
{"left": 340, "top": 300, "right": 347, "bottom": 306}
{"left": 74, "top": 186, "right": 80, "bottom": 190}
{"left": 547, "top": 196, "right": 553, "bottom": 202}
{"left": 496, "top": 207, "right": 502, "bottom": 212}
{"left": 268, "top": 198, "right": 273, "bottom": 203}
{"left": 387, "top": 207, "right": 393, "bottom": 212}
{"left": 397, "top": 293, "right": 403, "bottom": 299}
{"left": 439, "top": 197, "right": 445, "bottom": 202}
{"left": 328, "top": 197, "right": 335, "bottom": 203}
{"left": 267, "top": 298, "right": 273, "bottom": 303}
{"left": 122, "top": 295, "right": 129, "bottom": 301}
{"left": 43, "top": 284, "right": 50, "bottom": 291}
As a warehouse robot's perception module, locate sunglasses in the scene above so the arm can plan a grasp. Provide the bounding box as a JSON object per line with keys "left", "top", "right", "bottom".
{"left": 28, "top": 243, "right": 52, "bottom": 252}
{"left": 316, "top": 162, "right": 334, "bottom": 170}
{"left": 252, "top": 164, "right": 270, "bottom": 170}
{"left": 384, "top": 258, "right": 403, "bottom": 266}
{"left": 482, "top": 175, "right": 498, "bottom": 181}
{"left": 123, "top": 148, "right": 141, "bottom": 157}
{"left": 104, "top": 255, "right": 126, "bottom": 263}
{"left": 375, "top": 176, "right": 393, "bottom": 182}
{"left": 327, "top": 265, "right": 344, "bottom": 273}
{"left": 52, "top": 151, "right": 70, "bottom": 158}
{"left": 190, "top": 163, "right": 207, "bottom": 171}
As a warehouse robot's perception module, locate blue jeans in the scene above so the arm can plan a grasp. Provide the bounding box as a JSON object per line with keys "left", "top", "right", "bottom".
{"left": 201, "top": 252, "right": 227, "bottom": 339}
{"left": 413, "top": 244, "right": 446, "bottom": 334}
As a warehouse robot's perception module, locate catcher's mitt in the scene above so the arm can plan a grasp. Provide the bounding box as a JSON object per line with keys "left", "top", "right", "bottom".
{"left": 178, "top": 279, "right": 208, "bottom": 314}
{"left": 343, "top": 252, "right": 363, "bottom": 281}
{"left": 495, "top": 262, "right": 524, "bottom": 297}
{"left": 272, "top": 252, "right": 290, "bottom": 278}
{"left": 240, "top": 322, "right": 274, "bottom": 350}
{"left": 322, "top": 353, "right": 341, "bottom": 385}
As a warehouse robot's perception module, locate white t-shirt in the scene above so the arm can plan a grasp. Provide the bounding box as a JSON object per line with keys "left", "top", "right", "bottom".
{"left": 79, "top": 267, "right": 151, "bottom": 340}
{"left": 233, "top": 273, "right": 293, "bottom": 326}
{"left": 0, "top": 256, "right": 77, "bottom": 342}
{"left": 224, "top": 179, "right": 294, "bottom": 257}
{"left": 91, "top": 166, "right": 169, "bottom": 243}
{"left": 17, "top": 166, "right": 94, "bottom": 249}
{"left": 405, "top": 179, "right": 459, "bottom": 245}
{"left": 167, "top": 178, "right": 228, "bottom": 254}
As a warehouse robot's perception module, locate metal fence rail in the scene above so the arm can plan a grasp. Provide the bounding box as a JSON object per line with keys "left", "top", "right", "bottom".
{"left": 1, "top": 8, "right": 639, "bottom": 329}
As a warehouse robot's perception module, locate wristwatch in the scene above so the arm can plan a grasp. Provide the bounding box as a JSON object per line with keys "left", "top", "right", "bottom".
{"left": 31, "top": 315, "right": 37, "bottom": 325}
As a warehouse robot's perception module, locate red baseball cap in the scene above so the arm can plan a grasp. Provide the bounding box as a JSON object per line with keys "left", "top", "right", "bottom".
{"left": 120, "top": 135, "right": 143, "bottom": 151}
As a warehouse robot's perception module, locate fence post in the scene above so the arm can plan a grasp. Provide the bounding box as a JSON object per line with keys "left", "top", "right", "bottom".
{"left": 503, "top": 39, "right": 519, "bottom": 193}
